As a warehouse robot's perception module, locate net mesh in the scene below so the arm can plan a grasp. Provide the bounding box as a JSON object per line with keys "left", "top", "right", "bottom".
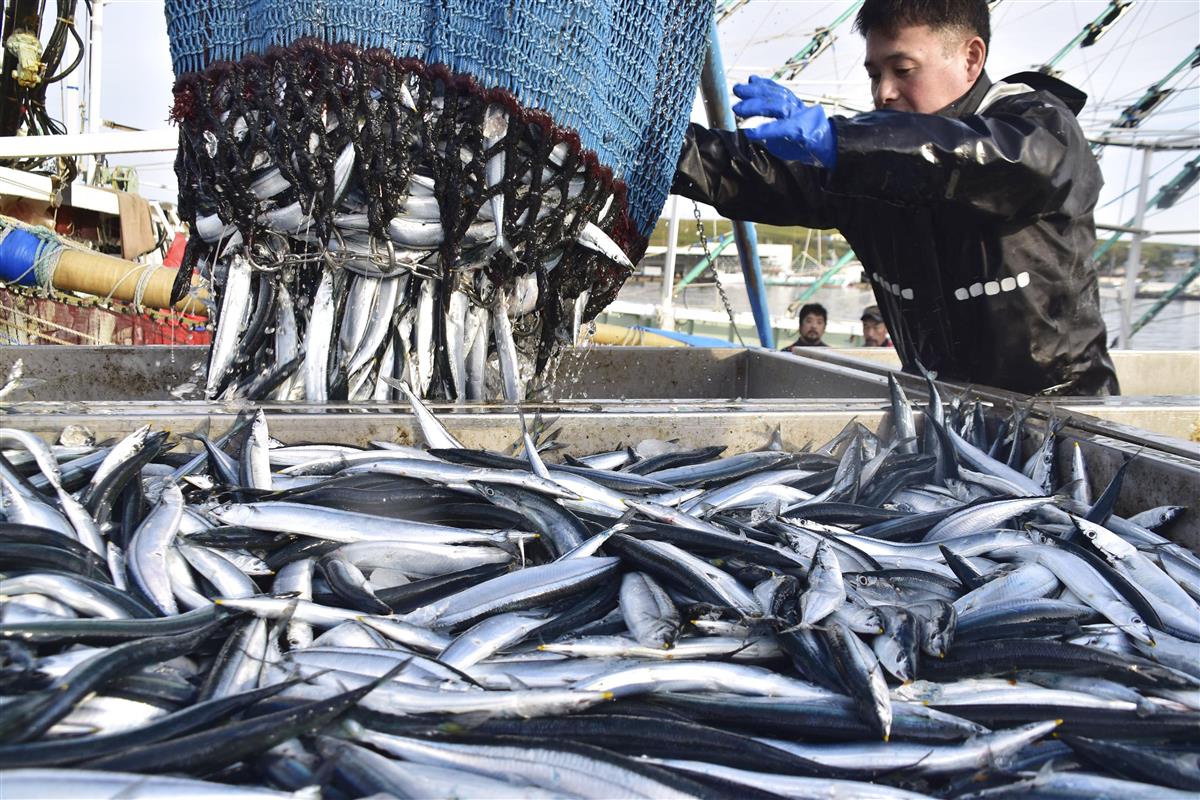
{"left": 164, "top": 0, "right": 710, "bottom": 238}
{"left": 163, "top": 1, "right": 709, "bottom": 402}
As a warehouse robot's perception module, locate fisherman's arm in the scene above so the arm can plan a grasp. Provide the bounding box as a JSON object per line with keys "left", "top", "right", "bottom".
{"left": 671, "top": 123, "right": 838, "bottom": 229}
{"left": 827, "top": 99, "right": 1092, "bottom": 220}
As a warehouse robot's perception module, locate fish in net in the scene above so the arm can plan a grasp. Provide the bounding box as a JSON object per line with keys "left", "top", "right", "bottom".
{"left": 164, "top": 2, "right": 709, "bottom": 402}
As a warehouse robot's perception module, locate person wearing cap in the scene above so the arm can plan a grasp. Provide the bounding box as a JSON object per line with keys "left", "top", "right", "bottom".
{"left": 784, "top": 302, "right": 829, "bottom": 349}
{"left": 860, "top": 305, "right": 891, "bottom": 347}
{"left": 671, "top": 0, "right": 1118, "bottom": 395}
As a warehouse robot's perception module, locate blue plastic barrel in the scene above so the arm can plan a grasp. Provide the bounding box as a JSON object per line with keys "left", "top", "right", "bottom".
{"left": 0, "top": 228, "right": 46, "bottom": 286}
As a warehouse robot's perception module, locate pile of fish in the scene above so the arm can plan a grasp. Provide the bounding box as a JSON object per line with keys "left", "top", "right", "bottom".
{"left": 1, "top": 375, "right": 1199, "bottom": 799}
{"left": 182, "top": 56, "right": 635, "bottom": 405}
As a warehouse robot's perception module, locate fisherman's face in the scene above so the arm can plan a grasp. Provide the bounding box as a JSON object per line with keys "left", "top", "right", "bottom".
{"left": 863, "top": 319, "right": 889, "bottom": 347}
{"left": 864, "top": 24, "right": 986, "bottom": 113}
{"left": 800, "top": 313, "right": 826, "bottom": 344}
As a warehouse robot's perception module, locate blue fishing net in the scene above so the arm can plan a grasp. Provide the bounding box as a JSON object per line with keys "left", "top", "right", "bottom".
{"left": 163, "top": 0, "right": 710, "bottom": 237}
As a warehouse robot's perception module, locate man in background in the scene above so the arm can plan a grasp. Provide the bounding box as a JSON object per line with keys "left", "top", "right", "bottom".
{"left": 783, "top": 302, "right": 828, "bottom": 350}
{"left": 860, "top": 305, "right": 891, "bottom": 347}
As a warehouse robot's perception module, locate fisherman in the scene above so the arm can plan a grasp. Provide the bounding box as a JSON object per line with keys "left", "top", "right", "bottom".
{"left": 860, "top": 305, "right": 891, "bottom": 348}
{"left": 784, "top": 302, "right": 829, "bottom": 349}
{"left": 673, "top": 0, "right": 1119, "bottom": 396}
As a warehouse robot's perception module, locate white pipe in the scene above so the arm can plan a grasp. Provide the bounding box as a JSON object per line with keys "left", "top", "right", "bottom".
{"left": 82, "top": 0, "right": 105, "bottom": 177}
{"left": 86, "top": 0, "right": 104, "bottom": 136}
{"left": 1118, "top": 147, "right": 1153, "bottom": 350}
{"left": 658, "top": 195, "right": 680, "bottom": 332}
{"left": 0, "top": 129, "right": 178, "bottom": 158}
{"left": 0, "top": 164, "right": 119, "bottom": 213}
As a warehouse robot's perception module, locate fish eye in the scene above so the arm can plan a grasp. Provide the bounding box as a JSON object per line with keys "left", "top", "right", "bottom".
{"left": 1131, "top": 616, "right": 1142, "bottom": 625}
{"left": 858, "top": 575, "right": 870, "bottom": 585}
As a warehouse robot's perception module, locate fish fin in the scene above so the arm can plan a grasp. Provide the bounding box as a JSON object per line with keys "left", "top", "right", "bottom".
{"left": 608, "top": 507, "right": 640, "bottom": 529}
{"left": 292, "top": 778, "right": 327, "bottom": 800}
{"left": 1054, "top": 484, "right": 1083, "bottom": 504}
{"left": 488, "top": 528, "right": 530, "bottom": 560}
{"left": 518, "top": 412, "right": 552, "bottom": 480}
{"left": 502, "top": 673, "right": 534, "bottom": 692}
{"left": 761, "top": 425, "right": 785, "bottom": 452}
{"left": 1085, "top": 455, "right": 1136, "bottom": 525}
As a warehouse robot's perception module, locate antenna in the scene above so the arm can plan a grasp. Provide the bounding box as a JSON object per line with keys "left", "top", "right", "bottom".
{"left": 1093, "top": 45, "right": 1200, "bottom": 153}
{"left": 772, "top": 1, "right": 865, "bottom": 82}
{"left": 715, "top": 0, "right": 749, "bottom": 26}
{"left": 1038, "top": 1, "right": 1136, "bottom": 75}
{"left": 1089, "top": 145, "right": 1200, "bottom": 349}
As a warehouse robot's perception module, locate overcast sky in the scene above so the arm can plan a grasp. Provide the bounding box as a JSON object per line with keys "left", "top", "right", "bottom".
{"left": 54, "top": 0, "right": 1199, "bottom": 245}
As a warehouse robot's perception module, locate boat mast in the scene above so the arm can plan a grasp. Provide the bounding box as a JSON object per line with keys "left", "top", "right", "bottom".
{"left": 1094, "top": 45, "right": 1200, "bottom": 155}
{"left": 0, "top": 0, "right": 43, "bottom": 136}
{"left": 772, "top": 1, "right": 864, "bottom": 82}
{"left": 1039, "top": 0, "right": 1135, "bottom": 75}
{"left": 81, "top": 0, "right": 105, "bottom": 178}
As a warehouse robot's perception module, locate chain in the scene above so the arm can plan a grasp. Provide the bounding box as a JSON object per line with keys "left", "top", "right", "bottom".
{"left": 49, "top": 157, "right": 71, "bottom": 212}
{"left": 691, "top": 201, "right": 745, "bottom": 346}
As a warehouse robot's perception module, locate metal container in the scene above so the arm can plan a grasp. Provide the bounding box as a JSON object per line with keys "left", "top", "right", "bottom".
{"left": 0, "top": 345, "right": 893, "bottom": 402}
{"left": 1, "top": 345, "right": 1196, "bottom": 548}
{"left": 788, "top": 348, "right": 1200, "bottom": 444}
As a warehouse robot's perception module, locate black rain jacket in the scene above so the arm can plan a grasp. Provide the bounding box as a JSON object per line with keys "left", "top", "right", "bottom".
{"left": 673, "top": 71, "right": 1119, "bottom": 396}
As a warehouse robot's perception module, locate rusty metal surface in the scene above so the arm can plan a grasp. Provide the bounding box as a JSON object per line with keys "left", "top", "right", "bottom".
{"left": 0, "top": 401, "right": 888, "bottom": 452}
{"left": 787, "top": 347, "right": 1200, "bottom": 456}
{"left": 0, "top": 346, "right": 203, "bottom": 402}
{"left": 0, "top": 345, "right": 893, "bottom": 403}
{"left": 1056, "top": 431, "right": 1200, "bottom": 551}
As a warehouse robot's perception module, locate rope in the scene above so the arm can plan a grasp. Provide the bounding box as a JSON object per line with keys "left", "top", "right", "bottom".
{"left": 40, "top": 248, "right": 65, "bottom": 294}
{"left": 132, "top": 263, "right": 159, "bottom": 313}
{"left": 0, "top": 280, "right": 206, "bottom": 330}
{"left": 99, "top": 264, "right": 150, "bottom": 306}
{"left": 32, "top": 237, "right": 63, "bottom": 290}
{"left": 0, "top": 304, "right": 108, "bottom": 344}
{"left": 0, "top": 283, "right": 208, "bottom": 348}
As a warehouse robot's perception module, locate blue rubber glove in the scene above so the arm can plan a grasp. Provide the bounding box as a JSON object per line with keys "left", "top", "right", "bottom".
{"left": 732, "top": 75, "right": 837, "bottom": 169}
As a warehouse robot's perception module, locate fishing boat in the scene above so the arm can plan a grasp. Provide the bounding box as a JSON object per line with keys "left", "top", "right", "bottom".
{"left": 0, "top": 1, "right": 206, "bottom": 346}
